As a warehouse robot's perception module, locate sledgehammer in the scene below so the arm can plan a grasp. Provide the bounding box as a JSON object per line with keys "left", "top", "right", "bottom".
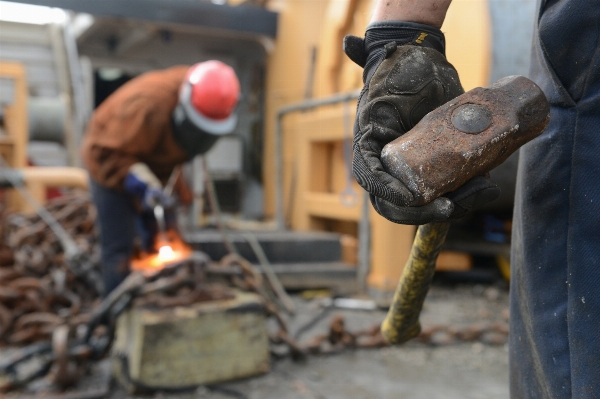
{"left": 380, "top": 75, "right": 550, "bottom": 344}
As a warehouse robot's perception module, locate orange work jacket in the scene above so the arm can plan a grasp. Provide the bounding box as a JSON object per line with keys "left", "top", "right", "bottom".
{"left": 81, "top": 66, "right": 191, "bottom": 191}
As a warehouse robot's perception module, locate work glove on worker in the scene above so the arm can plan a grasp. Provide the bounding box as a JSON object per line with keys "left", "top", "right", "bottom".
{"left": 344, "top": 22, "right": 500, "bottom": 224}
{"left": 123, "top": 162, "right": 168, "bottom": 211}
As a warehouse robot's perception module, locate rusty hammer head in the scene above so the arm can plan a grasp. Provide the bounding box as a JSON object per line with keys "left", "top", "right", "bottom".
{"left": 380, "top": 75, "right": 550, "bottom": 206}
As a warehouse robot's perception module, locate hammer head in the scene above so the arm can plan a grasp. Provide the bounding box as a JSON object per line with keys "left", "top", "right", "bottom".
{"left": 381, "top": 75, "right": 550, "bottom": 206}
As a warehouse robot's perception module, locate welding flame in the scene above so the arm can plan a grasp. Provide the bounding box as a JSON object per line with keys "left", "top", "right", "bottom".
{"left": 130, "top": 230, "right": 192, "bottom": 275}
{"left": 158, "top": 245, "right": 176, "bottom": 262}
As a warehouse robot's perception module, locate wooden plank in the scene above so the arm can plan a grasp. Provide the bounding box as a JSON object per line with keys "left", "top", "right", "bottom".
{"left": 337, "top": 0, "right": 371, "bottom": 93}
{"left": 291, "top": 105, "right": 361, "bottom": 229}
{"left": 113, "top": 290, "right": 270, "bottom": 390}
{"left": 282, "top": 114, "right": 300, "bottom": 226}
{"left": 297, "top": 105, "right": 356, "bottom": 142}
{"left": 0, "top": 62, "right": 28, "bottom": 168}
{"left": 436, "top": 251, "right": 473, "bottom": 272}
{"left": 291, "top": 122, "right": 311, "bottom": 230}
{"left": 17, "top": 167, "right": 89, "bottom": 213}
{"left": 314, "top": 0, "right": 359, "bottom": 95}
{"left": 305, "top": 192, "right": 362, "bottom": 221}
{"left": 442, "top": 0, "right": 492, "bottom": 90}
{"left": 268, "top": 262, "right": 357, "bottom": 295}
{"left": 262, "top": 0, "right": 332, "bottom": 217}
{"left": 261, "top": 0, "right": 492, "bottom": 218}
{"left": 340, "top": 234, "right": 358, "bottom": 265}
{"left": 310, "top": 142, "right": 332, "bottom": 192}
{"left": 331, "top": 140, "right": 347, "bottom": 193}
{"left": 314, "top": 0, "right": 371, "bottom": 96}
{"left": 368, "top": 209, "right": 416, "bottom": 293}
{"left": 0, "top": 62, "right": 29, "bottom": 212}
{"left": 0, "top": 139, "right": 15, "bottom": 167}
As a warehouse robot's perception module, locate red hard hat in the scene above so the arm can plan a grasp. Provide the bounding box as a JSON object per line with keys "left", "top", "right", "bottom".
{"left": 184, "top": 61, "right": 240, "bottom": 120}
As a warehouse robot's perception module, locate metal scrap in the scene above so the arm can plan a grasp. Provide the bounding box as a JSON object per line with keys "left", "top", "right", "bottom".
{"left": 0, "top": 242, "right": 293, "bottom": 393}
{"left": 0, "top": 192, "right": 100, "bottom": 346}
{"left": 303, "top": 314, "right": 509, "bottom": 355}
{"left": 0, "top": 191, "right": 510, "bottom": 395}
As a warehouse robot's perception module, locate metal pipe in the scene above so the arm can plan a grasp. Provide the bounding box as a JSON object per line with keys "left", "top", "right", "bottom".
{"left": 189, "top": 156, "right": 204, "bottom": 228}
{"left": 19, "top": 167, "right": 89, "bottom": 190}
{"left": 242, "top": 231, "right": 296, "bottom": 314}
{"left": 0, "top": 160, "right": 80, "bottom": 260}
{"left": 28, "top": 97, "right": 67, "bottom": 143}
{"left": 274, "top": 89, "right": 361, "bottom": 230}
{"left": 357, "top": 190, "right": 371, "bottom": 294}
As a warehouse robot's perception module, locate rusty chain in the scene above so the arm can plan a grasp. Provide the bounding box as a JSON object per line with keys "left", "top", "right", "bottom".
{"left": 0, "top": 216, "right": 296, "bottom": 393}
{"left": 1, "top": 192, "right": 100, "bottom": 347}
{"left": 303, "top": 315, "right": 509, "bottom": 355}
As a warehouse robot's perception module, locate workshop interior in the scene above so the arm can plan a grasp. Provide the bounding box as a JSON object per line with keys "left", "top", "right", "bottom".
{"left": 0, "top": 1, "right": 546, "bottom": 398}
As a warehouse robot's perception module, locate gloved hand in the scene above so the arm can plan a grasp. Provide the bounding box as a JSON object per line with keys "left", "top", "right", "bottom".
{"left": 344, "top": 21, "right": 500, "bottom": 224}
{"left": 123, "top": 162, "right": 166, "bottom": 211}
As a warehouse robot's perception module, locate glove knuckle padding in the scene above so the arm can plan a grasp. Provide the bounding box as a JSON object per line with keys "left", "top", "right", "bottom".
{"left": 353, "top": 119, "right": 414, "bottom": 206}
{"left": 368, "top": 101, "right": 405, "bottom": 145}
{"left": 360, "top": 46, "right": 464, "bottom": 133}
{"left": 353, "top": 46, "right": 464, "bottom": 208}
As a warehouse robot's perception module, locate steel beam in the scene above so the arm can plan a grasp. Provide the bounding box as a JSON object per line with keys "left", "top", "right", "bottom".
{"left": 10, "top": 0, "right": 278, "bottom": 38}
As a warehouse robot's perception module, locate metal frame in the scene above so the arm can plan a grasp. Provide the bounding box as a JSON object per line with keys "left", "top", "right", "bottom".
{"left": 274, "top": 90, "right": 369, "bottom": 292}
{"left": 10, "top": 0, "right": 278, "bottom": 38}
{"left": 274, "top": 90, "right": 361, "bottom": 231}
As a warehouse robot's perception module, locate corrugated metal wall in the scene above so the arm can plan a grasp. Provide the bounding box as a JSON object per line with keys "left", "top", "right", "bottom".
{"left": 0, "top": 20, "right": 82, "bottom": 166}
{"left": 0, "top": 21, "right": 61, "bottom": 98}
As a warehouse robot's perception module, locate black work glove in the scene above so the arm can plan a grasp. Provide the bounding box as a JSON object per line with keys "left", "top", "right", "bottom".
{"left": 344, "top": 21, "right": 500, "bottom": 224}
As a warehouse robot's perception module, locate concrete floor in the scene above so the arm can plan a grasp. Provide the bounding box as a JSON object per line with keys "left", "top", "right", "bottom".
{"left": 113, "top": 283, "right": 511, "bottom": 399}
{"left": 6, "top": 282, "right": 511, "bottom": 399}
{"left": 180, "top": 344, "right": 509, "bottom": 399}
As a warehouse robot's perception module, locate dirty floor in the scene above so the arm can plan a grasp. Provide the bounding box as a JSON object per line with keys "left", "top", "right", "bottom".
{"left": 7, "top": 282, "right": 511, "bottom": 399}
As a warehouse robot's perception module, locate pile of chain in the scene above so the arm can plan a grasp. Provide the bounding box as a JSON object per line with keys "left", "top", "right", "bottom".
{"left": 305, "top": 315, "right": 388, "bottom": 354}
{"left": 300, "top": 315, "right": 508, "bottom": 356}
{"left": 0, "top": 189, "right": 302, "bottom": 393}
{"left": 0, "top": 252, "right": 310, "bottom": 394}
{"left": 415, "top": 321, "right": 509, "bottom": 346}
{"left": 0, "top": 192, "right": 100, "bottom": 347}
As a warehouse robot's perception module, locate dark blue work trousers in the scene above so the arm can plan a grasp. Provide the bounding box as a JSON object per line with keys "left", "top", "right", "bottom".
{"left": 90, "top": 179, "right": 156, "bottom": 296}
{"left": 510, "top": 1, "right": 600, "bottom": 397}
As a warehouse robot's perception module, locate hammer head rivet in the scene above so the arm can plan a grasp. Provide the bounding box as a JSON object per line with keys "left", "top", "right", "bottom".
{"left": 451, "top": 103, "right": 492, "bottom": 134}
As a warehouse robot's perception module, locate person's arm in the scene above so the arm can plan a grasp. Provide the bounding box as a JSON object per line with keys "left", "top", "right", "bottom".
{"left": 371, "top": 0, "right": 452, "bottom": 28}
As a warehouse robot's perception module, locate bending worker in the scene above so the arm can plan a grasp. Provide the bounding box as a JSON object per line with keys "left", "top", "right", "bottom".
{"left": 81, "top": 61, "right": 240, "bottom": 295}
{"left": 345, "top": 0, "right": 599, "bottom": 396}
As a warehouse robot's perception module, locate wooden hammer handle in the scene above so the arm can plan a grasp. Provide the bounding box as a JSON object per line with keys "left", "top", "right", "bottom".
{"left": 381, "top": 222, "right": 450, "bottom": 344}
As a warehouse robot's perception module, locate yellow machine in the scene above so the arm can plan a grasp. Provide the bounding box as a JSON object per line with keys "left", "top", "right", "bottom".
{"left": 0, "top": 0, "right": 499, "bottom": 299}
{"left": 262, "top": 0, "right": 493, "bottom": 300}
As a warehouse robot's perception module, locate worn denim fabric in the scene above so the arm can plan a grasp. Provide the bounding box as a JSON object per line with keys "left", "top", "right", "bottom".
{"left": 90, "top": 179, "right": 135, "bottom": 296}
{"left": 91, "top": 179, "right": 161, "bottom": 296}
{"left": 90, "top": 179, "right": 172, "bottom": 296}
{"left": 510, "top": 1, "right": 600, "bottom": 398}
